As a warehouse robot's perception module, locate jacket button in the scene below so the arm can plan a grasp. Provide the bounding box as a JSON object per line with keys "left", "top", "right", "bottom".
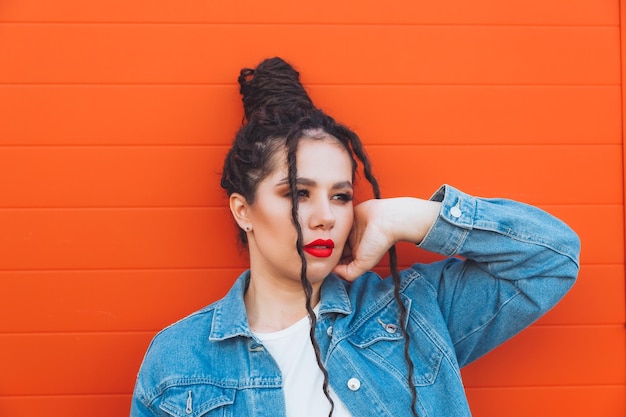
{"left": 326, "top": 326, "right": 333, "bottom": 336}
{"left": 249, "top": 343, "right": 264, "bottom": 352}
{"left": 347, "top": 377, "right": 361, "bottom": 391}
{"left": 385, "top": 323, "right": 397, "bottom": 334}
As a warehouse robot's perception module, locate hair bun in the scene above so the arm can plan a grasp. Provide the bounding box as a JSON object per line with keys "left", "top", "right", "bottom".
{"left": 238, "top": 57, "right": 316, "bottom": 125}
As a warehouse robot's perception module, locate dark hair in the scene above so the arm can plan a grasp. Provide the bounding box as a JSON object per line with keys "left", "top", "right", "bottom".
{"left": 220, "top": 57, "right": 419, "bottom": 417}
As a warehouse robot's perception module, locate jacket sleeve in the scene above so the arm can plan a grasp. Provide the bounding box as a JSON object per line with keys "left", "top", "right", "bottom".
{"left": 414, "top": 184, "right": 580, "bottom": 367}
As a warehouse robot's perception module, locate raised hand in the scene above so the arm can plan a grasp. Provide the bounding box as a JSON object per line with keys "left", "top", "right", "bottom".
{"left": 333, "top": 197, "right": 441, "bottom": 281}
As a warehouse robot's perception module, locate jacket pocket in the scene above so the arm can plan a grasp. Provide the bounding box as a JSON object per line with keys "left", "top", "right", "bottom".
{"left": 348, "top": 330, "right": 443, "bottom": 387}
{"left": 345, "top": 298, "right": 444, "bottom": 386}
{"left": 159, "top": 384, "right": 235, "bottom": 417}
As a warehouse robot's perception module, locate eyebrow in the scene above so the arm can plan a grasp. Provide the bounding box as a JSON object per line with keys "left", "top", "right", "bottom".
{"left": 276, "top": 177, "right": 353, "bottom": 190}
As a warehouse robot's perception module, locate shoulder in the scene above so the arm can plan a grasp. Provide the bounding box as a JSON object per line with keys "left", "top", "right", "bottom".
{"left": 136, "top": 273, "right": 252, "bottom": 385}
{"left": 139, "top": 302, "right": 220, "bottom": 376}
{"left": 151, "top": 303, "right": 218, "bottom": 350}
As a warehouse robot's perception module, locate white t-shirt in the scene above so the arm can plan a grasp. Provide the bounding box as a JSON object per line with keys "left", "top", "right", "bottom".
{"left": 254, "top": 311, "right": 352, "bottom": 417}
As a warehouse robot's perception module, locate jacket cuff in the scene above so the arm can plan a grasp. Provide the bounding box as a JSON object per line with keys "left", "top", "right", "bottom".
{"left": 417, "top": 184, "right": 476, "bottom": 256}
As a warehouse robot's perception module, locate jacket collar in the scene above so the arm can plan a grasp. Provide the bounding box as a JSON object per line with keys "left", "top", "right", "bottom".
{"left": 209, "top": 270, "right": 352, "bottom": 341}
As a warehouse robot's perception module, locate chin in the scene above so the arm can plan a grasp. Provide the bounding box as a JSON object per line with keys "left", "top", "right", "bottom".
{"left": 304, "top": 267, "right": 334, "bottom": 284}
{"left": 300, "top": 254, "right": 341, "bottom": 284}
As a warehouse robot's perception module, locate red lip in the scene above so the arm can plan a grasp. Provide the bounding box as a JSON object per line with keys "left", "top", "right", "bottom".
{"left": 303, "top": 239, "right": 335, "bottom": 258}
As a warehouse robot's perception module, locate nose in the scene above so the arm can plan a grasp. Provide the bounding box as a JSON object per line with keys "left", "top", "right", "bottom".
{"left": 309, "top": 198, "right": 335, "bottom": 230}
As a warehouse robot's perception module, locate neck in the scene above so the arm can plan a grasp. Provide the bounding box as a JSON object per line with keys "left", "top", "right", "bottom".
{"left": 244, "top": 271, "right": 321, "bottom": 333}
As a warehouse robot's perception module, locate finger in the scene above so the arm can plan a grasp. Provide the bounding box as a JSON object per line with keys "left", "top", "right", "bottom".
{"left": 332, "top": 260, "right": 365, "bottom": 282}
{"left": 332, "top": 264, "right": 353, "bottom": 281}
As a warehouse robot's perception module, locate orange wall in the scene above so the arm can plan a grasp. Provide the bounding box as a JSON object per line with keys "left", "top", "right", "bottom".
{"left": 1, "top": 1, "right": 624, "bottom": 416}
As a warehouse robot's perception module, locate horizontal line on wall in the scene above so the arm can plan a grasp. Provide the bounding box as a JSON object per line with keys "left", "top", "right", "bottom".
{"left": 0, "top": 22, "right": 619, "bottom": 27}
{"left": 0, "top": 144, "right": 620, "bottom": 148}
{"left": 0, "top": 267, "right": 242, "bottom": 273}
{"left": 0, "top": 203, "right": 619, "bottom": 210}
{"left": 0, "top": 393, "right": 132, "bottom": 399}
{"left": 0, "top": 82, "right": 620, "bottom": 87}
{"left": 465, "top": 383, "right": 626, "bottom": 390}
{"left": 364, "top": 144, "right": 622, "bottom": 148}
{"left": 0, "top": 267, "right": 620, "bottom": 275}
{"left": 0, "top": 269, "right": 242, "bottom": 274}
{"left": 531, "top": 323, "right": 626, "bottom": 328}
{"left": 0, "top": 143, "right": 620, "bottom": 148}
{"left": 395, "top": 262, "right": 623, "bottom": 267}
{"left": 0, "top": 330, "right": 158, "bottom": 336}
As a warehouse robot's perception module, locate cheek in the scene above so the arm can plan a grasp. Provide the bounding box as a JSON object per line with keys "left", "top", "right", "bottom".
{"left": 258, "top": 213, "right": 295, "bottom": 238}
{"left": 249, "top": 196, "right": 293, "bottom": 234}
{"left": 336, "top": 207, "right": 354, "bottom": 238}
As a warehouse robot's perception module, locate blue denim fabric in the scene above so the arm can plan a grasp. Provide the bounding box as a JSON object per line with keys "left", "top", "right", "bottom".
{"left": 130, "top": 185, "right": 580, "bottom": 417}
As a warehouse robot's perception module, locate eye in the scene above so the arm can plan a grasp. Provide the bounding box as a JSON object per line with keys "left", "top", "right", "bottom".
{"left": 283, "top": 188, "right": 309, "bottom": 199}
{"left": 332, "top": 193, "right": 353, "bottom": 202}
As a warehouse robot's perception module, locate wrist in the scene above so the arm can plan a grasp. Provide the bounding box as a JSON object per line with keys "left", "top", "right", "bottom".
{"left": 386, "top": 198, "right": 441, "bottom": 244}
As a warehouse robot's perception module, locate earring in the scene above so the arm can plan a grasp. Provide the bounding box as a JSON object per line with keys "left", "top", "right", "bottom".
{"left": 245, "top": 226, "right": 251, "bottom": 231}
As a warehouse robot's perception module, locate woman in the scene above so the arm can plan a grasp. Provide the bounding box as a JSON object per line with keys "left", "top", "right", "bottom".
{"left": 130, "top": 57, "right": 580, "bottom": 417}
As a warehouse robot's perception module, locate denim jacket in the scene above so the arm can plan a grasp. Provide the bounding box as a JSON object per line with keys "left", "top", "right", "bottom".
{"left": 130, "top": 185, "right": 580, "bottom": 417}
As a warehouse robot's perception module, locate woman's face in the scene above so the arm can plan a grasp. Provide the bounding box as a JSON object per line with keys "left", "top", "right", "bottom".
{"left": 245, "top": 137, "right": 354, "bottom": 286}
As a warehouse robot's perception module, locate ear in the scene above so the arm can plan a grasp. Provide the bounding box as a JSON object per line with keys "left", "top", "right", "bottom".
{"left": 229, "top": 193, "right": 251, "bottom": 231}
